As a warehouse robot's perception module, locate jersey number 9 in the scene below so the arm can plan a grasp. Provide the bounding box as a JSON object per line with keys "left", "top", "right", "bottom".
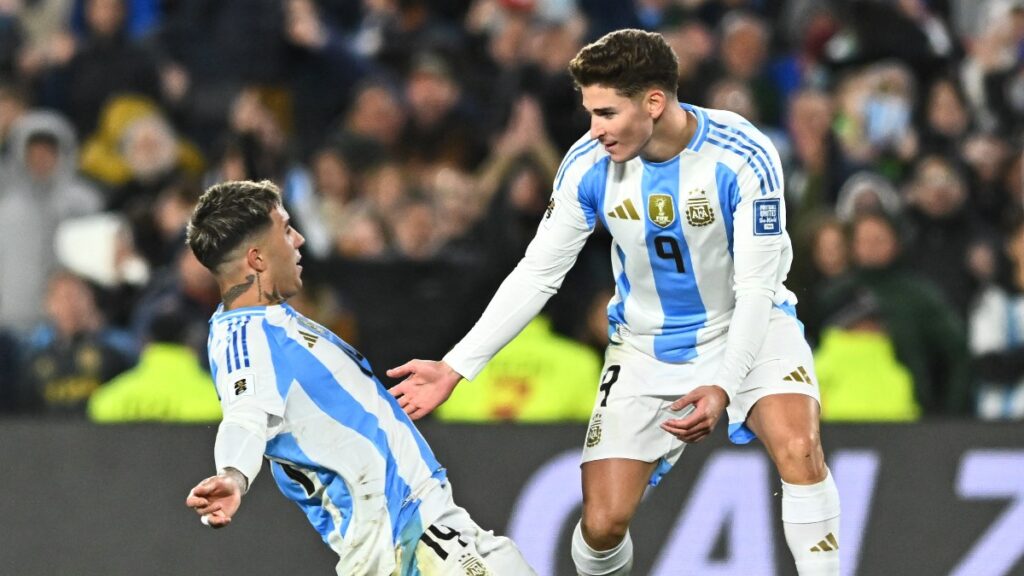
{"left": 654, "top": 236, "right": 686, "bottom": 273}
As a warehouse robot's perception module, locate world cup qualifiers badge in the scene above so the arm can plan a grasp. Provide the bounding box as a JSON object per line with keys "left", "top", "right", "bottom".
{"left": 753, "top": 198, "right": 782, "bottom": 236}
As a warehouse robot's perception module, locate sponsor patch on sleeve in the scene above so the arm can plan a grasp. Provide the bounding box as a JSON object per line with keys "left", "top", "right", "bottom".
{"left": 753, "top": 198, "right": 782, "bottom": 236}
{"left": 229, "top": 373, "right": 255, "bottom": 400}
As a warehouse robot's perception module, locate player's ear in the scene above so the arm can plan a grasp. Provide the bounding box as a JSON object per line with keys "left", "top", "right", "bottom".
{"left": 247, "top": 246, "right": 267, "bottom": 272}
{"left": 647, "top": 89, "right": 667, "bottom": 119}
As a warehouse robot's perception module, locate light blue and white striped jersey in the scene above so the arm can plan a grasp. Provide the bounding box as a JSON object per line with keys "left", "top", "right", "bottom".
{"left": 208, "top": 303, "right": 448, "bottom": 574}
{"left": 445, "top": 104, "right": 797, "bottom": 385}
{"left": 550, "top": 104, "right": 797, "bottom": 362}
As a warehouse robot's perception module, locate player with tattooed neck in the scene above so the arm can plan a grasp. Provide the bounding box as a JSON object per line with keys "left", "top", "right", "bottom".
{"left": 184, "top": 180, "right": 533, "bottom": 575}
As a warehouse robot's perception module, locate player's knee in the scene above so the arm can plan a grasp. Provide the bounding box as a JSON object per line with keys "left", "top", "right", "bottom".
{"left": 581, "top": 509, "right": 630, "bottom": 549}
{"left": 774, "top": 433, "right": 826, "bottom": 481}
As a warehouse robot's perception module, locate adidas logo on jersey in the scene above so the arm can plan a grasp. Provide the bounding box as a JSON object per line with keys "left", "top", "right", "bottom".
{"left": 607, "top": 198, "right": 641, "bottom": 220}
{"left": 783, "top": 366, "right": 813, "bottom": 385}
{"left": 298, "top": 330, "right": 318, "bottom": 349}
{"left": 810, "top": 532, "right": 839, "bottom": 552}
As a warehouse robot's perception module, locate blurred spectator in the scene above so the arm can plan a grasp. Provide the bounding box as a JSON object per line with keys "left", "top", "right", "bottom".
{"left": 12, "top": 0, "right": 75, "bottom": 84}
{"left": 425, "top": 166, "right": 486, "bottom": 252}
{"left": 153, "top": 0, "right": 292, "bottom": 146}
{"left": 835, "top": 61, "right": 919, "bottom": 179}
{"left": 518, "top": 12, "right": 589, "bottom": 150}
{"left": 784, "top": 88, "right": 853, "bottom": 226}
{"left": 817, "top": 212, "right": 972, "bottom": 415}
{"left": 902, "top": 154, "right": 996, "bottom": 319}
{"left": 334, "top": 205, "right": 392, "bottom": 259}
{"left": 470, "top": 95, "right": 561, "bottom": 266}
{"left": 0, "top": 0, "right": 1018, "bottom": 425}
{"left": 399, "top": 51, "right": 487, "bottom": 172}
{"left": 213, "top": 86, "right": 332, "bottom": 259}
{"left": 356, "top": 0, "right": 464, "bottom": 76}
{"left": 814, "top": 294, "right": 920, "bottom": 422}
{"left": 709, "top": 11, "right": 784, "bottom": 126}
{"left": 662, "top": 15, "right": 715, "bottom": 106}
{"left": 131, "top": 248, "right": 219, "bottom": 367}
{"left": 16, "top": 271, "right": 135, "bottom": 415}
{"left": 969, "top": 220, "right": 1024, "bottom": 420}
{"left": 87, "top": 306, "right": 220, "bottom": 423}
{"left": 141, "top": 176, "right": 200, "bottom": 269}
{"left": 0, "top": 109, "right": 102, "bottom": 331}
{"left": 391, "top": 197, "right": 442, "bottom": 260}
{"left": 959, "top": 0, "right": 1024, "bottom": 134}
{"left": 360, "top": 159, "right": 411, "bottom": 216}
{"left": 282, "top": 0, "right": 370, "bottom": 158}
{"left": 834, "top": 170, "right": 902, "bottom": 224}
{"left": 960, "top": 131, "right": 1014, "bottom": 228}
{"left": 436, "top": 315, "right": 599, "bottom": 422}
{"left": 53, "top": 213, "right": 151, "bottom": 326}
{"left": 790, "top": 215, "right": 850, "bottom": 345}
{"left": 919, "top": 76, "right": 972, "bottom": 158}
{"left": 54, "top": 0, "right": 162, "bottom": 136}
{"left": 79, "top": 95, "right": 204, "bottom": 208}
{"left": 0, "top": 83, "right": 29, "bottom": 154}
{"left": 333, "top": 78, "right": 406, "bottom": 165}
{"left": 843, "top": 0, "right": 957, "bottom": 86}
{"left": 304, "top": 144, "right": 355, "bottom": 251}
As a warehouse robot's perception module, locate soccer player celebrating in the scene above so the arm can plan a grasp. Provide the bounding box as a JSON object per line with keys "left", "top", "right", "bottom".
{"left": 184, "top": 180, "right": 535, "bottom": 575}
{"left": 389, "top": 29, "right": 840, "bottom": 576}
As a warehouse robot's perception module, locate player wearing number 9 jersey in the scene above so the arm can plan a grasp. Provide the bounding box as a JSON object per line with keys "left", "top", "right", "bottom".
{"left": 388, "top": 29, "right": 840, "bottom": 576}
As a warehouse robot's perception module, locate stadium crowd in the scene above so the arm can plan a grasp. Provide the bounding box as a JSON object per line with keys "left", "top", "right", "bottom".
{"left": 0, "top": 0, "right": 1021, "bottom": 422}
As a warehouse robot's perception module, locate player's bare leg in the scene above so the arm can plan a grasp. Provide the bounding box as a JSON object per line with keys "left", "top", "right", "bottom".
{"left": 747, "top": 393, "right": 840, "bottom": 576}
{"left": 573, "top": 458, "right": 656, "bottom": 576}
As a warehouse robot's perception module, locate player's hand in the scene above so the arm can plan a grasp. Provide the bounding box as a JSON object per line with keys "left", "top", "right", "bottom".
{"left": 186, "top": 473, "right": 244, "bottom": 529}
{"left": 660, "top": 385, "right": 729, "bottom": 443}
{"left": 387, "top": 360, "right": 462, "bottom": 420}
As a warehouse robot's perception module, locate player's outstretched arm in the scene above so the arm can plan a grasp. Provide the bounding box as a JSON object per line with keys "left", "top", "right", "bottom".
{"left": 660, "top": 386, "right": 730, "bottom": 443}
{"left": 387, "top": 360, "right": 462, "bottom": 420}
{"left": 185, "top": 468, "right": 247, "bottom": 529}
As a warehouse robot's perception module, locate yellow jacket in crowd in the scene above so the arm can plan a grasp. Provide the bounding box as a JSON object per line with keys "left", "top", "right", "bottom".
{"left": 437, "top": 316, "right": 600, "bottom": 423}
{"left": 88, "top": 343, "right": 221, "bottom": 423}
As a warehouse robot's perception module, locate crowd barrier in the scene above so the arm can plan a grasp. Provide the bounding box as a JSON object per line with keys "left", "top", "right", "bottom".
{"left": 0, "top": 420, "right": 1021, "bottom": 575}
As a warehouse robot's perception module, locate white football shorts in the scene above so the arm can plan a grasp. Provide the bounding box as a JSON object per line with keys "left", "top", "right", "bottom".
{"left": 407, "top": 484, "right": 536, "bottom": 576}
{"left": 581, "top": 308, "right": 820, "bottom": 484}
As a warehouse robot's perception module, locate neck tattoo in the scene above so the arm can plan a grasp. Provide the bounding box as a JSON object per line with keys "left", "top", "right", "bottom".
{"left": 222, "top": 274, "right": 255, "bottom": 308}
{"left": 257, "top": 272, "right": 284, "bottom": 305}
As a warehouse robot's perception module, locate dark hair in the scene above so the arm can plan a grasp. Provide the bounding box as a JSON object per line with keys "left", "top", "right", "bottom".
{"left": 26, "top": 131, "right": 60, "bottom": 150}
{"left": 568, "top": 29, "right": 678, "bottom": 97}
{"left": 186, "top": 180, "right": 281, "bottom": 273}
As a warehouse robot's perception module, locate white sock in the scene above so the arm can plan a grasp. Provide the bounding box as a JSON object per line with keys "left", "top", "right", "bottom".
{"left": 571, "top": 521, "right": 633, "bottom": 576}
{"left": 782, "top": 470, "right": 841, "bottom": 576}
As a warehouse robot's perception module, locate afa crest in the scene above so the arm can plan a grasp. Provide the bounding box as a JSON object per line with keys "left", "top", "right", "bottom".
{"left": 685, "top": 189, "right": 715, "bottom": 227}
{"left": 647, "top": 194, "right": 676, "bottom": 228}
{"left": 586, "top": 413, "right": 603, "bottom": 447}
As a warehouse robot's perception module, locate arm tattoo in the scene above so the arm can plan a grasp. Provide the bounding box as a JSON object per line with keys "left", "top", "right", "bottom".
{"left": 222, "top": 275, "right": 255, "bottom": 308}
